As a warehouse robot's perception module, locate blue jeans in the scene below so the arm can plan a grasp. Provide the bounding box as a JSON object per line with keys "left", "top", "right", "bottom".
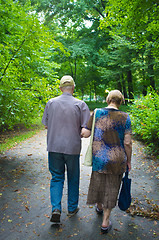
{"left": 48, "top": 152, "right": 80, "bottom": 212}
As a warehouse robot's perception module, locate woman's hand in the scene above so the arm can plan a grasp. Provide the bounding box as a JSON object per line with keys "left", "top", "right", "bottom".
{"left": 127, "top": 161, "right": 131, "bottom": 172}
{"left": 81, "top": 128, "right": 91, "bottom": 138}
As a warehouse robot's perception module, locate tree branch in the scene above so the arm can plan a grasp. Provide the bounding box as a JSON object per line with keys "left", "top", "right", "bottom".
{"left": 93, "top": 6, "right": 105, "bottom": 18}
{"left": 0, "top": 38, "right": 26, "bottom": 82}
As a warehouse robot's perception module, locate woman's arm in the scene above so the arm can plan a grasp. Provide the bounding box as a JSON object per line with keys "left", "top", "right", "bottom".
{"left": 124, "top": 133, "right": 132, "bottom": 171}
{"left": 81, "top": 128, "right": 91, "bottom": 138}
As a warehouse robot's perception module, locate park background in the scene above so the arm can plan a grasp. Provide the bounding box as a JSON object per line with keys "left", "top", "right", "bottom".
{"left": 0, "top": 0, "right": 158, "bottom": 156}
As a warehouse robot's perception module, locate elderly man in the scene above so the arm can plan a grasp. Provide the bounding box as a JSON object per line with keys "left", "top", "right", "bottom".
{"left": 42, "top": 75, "right": 90, "bottom": 223}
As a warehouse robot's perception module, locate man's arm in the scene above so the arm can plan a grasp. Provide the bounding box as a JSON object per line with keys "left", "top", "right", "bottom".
{"left": 80, "top": 102, "right": 90, "bottom": 128}
{"left": 42, "top": 103, "right": 49, "bottom": 128}
{"left": 81, "top": 109, "right": 94, "bottom": 138}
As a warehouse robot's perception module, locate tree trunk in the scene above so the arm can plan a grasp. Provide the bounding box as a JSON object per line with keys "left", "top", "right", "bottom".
{"left": 147, "top": 52, "right": 155, "bottom": 89}
{"left": 146, "top": 35, "right": 155, "bottom": 90}
{"left": 89, "top": 84, "right": 92, "bottom": 101}
{"left": 117, "top": 75, "right": 122, "bottom": 92}
{"left": 94, "top": 84, "right": 97, "bottom": 102}
{"left": 142, "top": 68, "right": 147, "bottom": 96}
{"left": 74, "top": 58, "right": 77, "bottom": 82}
{"left": 69, "top": 58, "right": 73, "bottom": 77}
{"left": 81, "top": 88, "right": 84, "bottom": 100}
{"left": 127, "top": 70, "right": 134, "bottom": 100}
{"left": 121, "top": 73, "right": 128, "bottom": 104}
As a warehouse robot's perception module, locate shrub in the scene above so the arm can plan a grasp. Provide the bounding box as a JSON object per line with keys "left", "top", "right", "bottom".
{"left": 85, "top": 101, "right": 130, "bottom": 112}
{"left": 130, "top": 89, "right": 159, "bottom": 155}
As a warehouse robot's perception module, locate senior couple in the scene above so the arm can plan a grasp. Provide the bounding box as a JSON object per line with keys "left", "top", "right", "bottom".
{"left": 42, "top": 75, "right": 132, "bottom": 234}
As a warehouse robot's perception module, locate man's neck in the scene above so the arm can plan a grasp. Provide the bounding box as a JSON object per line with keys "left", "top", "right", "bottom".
{"left": 62, "top": 90, "right": 73, "bottom": 95}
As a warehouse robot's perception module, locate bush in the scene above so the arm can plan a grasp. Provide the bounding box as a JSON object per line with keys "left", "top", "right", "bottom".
{"left": 130, "top": 89, "right": 159, "bottom": 155}
{"left": 0, "top": 88, "right": 42, "bottom": 131}
{"left": 85, "top": 101, "right": 106, "bottom": 111}
{"left": 85, "top": 101, "right": 130, "bottom": 112}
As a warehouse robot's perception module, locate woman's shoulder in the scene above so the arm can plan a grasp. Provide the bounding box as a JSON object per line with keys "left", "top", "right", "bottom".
{"left": 119, "top": 110, "right": 130, "bottom": 119}
{"left": 95, "top": 108, "right": 108, "bottom": 117}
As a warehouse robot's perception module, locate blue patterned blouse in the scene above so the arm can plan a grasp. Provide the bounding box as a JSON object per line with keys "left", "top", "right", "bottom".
{"left": 86, "top": 108, "right": 131, "bottom": 175}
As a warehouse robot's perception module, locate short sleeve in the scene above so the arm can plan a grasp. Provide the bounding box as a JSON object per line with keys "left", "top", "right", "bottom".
{"left": 42, "top": 103, "right": 49, "bottom": 126}
{"left": 86, "top": 112, "right": 94, "bottom": 130}
{"left": 80, "top": 102, "right": 90, "bottom": 128}
{"left": 125, "top": 114, "right": 132, "bottom": 134}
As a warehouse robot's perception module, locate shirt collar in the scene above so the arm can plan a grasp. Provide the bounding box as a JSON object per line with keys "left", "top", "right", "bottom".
{"left": 62, "top": 92, "right": 72, "bottom": 96}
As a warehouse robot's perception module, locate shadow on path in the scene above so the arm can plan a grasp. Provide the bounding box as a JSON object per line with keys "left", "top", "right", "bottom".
{"left": 0, "top": 130, "right": 158, "bottom": 240}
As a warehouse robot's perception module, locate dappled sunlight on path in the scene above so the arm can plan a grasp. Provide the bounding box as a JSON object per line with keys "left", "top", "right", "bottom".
{"left": 0, "top": 130, "right": 158, "bottom": 240}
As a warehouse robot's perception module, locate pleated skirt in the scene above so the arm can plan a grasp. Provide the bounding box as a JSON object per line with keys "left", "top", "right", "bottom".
{"left": 87, "top": 171, "right": 123, "bottom": 209}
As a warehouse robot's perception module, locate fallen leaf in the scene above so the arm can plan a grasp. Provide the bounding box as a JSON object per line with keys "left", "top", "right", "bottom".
{"left": 25, "top": 205, "right": 29, "bottom": 212}
{"left": 25, "top": 222, "right": 33, "bottom": 227}
{"left": 114, "top": 228, "right": 121, "bottom": 232}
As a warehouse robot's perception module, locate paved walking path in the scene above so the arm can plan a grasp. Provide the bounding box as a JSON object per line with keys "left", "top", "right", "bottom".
{"left": 0, "top": 130, "right": 158, "bottom": 240}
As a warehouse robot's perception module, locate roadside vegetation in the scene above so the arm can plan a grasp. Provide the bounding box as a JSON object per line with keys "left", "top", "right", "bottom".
{"left": 0, "top": 0, "right": 158, "bottom": 156}
{"left": 1, "top": 89, "right": 158, "bottom": 156}
{"left": 130, "top": 89, "right": 159, "bottom": 156}
{"left": 0, "top": 119, "right": 44, "bottom": 154}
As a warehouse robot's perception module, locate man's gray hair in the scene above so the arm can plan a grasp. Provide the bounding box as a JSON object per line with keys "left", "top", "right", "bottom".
{"left": 60, "top": 85, "right": 74, "bottom": 91}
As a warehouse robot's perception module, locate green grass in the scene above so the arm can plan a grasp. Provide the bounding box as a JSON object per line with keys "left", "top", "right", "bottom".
{"left": 0, "top": 118, "right": 44, "bottom": 154}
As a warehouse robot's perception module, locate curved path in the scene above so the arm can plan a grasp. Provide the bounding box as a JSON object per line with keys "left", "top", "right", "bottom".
{"left": 0, "top": 130, "right": 158, "bottom": 240}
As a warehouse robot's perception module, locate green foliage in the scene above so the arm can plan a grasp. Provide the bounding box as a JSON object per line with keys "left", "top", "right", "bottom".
{"left": 36, "top": 0, "right": 107, "bottom": 25}
{"left": 130, "top": 89, "right": 159, "bottom": 154}
{"left": 1, "top": 0, "right": 159, "bottom": 159}
{"left": 0, "top": 0, "right": 63, "bottom": 130}
{"left": 99, "top": 0, "right": 159, "bottom": 95}
{"left": 85, "top": 101, "right": 130, "bottom": 112}
{"left": 101, "top": 0, "right": 159, "bottom": 58}
{"left": 35, "top": 0, "right": 158, "bottom": 100}
{"left": 85, "top": 101, "right": 106, "bottom": 111}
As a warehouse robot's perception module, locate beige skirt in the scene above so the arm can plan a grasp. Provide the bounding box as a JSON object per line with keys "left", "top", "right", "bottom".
{"left": 87, "top": 171, "right": 123, "bottom": 209}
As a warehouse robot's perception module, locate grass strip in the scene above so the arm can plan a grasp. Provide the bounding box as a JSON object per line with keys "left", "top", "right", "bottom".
{"left": 0, "top": 122, "right": 44, "bottom": 154}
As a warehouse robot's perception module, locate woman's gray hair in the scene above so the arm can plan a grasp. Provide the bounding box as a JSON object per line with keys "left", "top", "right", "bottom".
{"left": 106, "top": 90, "right": 124, "bottom": 105}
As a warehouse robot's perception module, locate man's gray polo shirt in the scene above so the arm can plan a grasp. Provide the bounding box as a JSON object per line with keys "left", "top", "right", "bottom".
{"left": 42, "top": 92, "right": 90, "bottom": 155}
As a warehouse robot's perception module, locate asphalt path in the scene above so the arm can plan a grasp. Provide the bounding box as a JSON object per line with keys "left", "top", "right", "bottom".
{"left": 0, "top": 130, "right": 158, "bottom": 240}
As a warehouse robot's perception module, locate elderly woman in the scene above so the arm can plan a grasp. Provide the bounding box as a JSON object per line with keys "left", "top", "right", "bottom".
{"left": 81, "top": 90, "right": 132, "bottom": 234}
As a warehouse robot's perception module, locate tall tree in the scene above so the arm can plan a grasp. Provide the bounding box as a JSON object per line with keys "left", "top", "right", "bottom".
{"left": 0, "top": 0, "right": 65, "bottom": 129}
{"left": 100, "top": 0, "right": 159, "bottom": 92}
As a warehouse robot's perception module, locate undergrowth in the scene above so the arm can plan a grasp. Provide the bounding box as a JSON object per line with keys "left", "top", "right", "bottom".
{"left": 130, "top": 89, "right": 159, "bottom": 156}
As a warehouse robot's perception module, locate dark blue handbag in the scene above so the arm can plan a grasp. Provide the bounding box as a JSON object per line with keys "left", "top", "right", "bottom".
{"left": 118, "top": 166, "right": 131, "bottom": 211}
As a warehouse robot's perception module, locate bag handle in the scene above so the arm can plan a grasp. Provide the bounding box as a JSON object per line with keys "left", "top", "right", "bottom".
{"left": 125, "top": 166, "right": 129, "bottom": 178}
